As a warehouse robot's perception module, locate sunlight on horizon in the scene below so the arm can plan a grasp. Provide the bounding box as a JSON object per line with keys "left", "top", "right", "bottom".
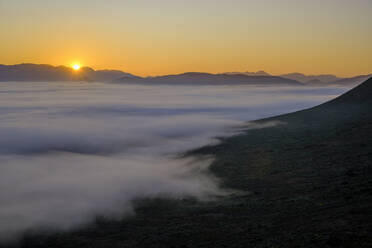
{"left": 72, "top": 64, "right": 81, "bottom": 71}
{"left": 0, "top": 0, "right": 371, "bottom": 76}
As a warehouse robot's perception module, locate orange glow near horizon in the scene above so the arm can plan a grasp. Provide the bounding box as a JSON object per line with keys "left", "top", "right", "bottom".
{"left": 72, "top": 64, "right": 81, "bottom": 71}
{"left": 0, "top": 1, "right": 371, "bottom": 77}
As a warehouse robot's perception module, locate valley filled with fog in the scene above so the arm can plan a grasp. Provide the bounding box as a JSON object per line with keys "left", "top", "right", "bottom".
{"left": 0, "top": 81, "right": 350, "bottom": 241}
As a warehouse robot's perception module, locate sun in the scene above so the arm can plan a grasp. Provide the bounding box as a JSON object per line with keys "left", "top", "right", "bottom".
{"left": 72, "top": 64, "right": 81, "bottom": 71}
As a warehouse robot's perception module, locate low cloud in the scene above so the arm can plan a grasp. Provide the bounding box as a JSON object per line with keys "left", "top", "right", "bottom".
{"left": 0, "top": 153, "right": 221, "bottom": 241}
{"left": 0, "top": 82, "right": 349, "bottom": 242}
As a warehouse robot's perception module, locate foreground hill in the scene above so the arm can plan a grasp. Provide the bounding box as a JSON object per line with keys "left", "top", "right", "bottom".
{"left": 330, "top": 74, "right": 372, "bottom": 86}
{"left": 114, "top": 72, "right": 303, "bottom": 86}
{"left": 13, "top": 78, "right": 372, "bottom": 247}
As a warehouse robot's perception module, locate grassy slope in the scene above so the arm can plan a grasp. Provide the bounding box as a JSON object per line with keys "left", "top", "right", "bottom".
{"left": 14, "top": 79, "right": 372, "bottom": 248}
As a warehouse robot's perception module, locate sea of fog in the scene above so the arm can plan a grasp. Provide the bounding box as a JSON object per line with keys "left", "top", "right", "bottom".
{"left": 0, "top": 81, "right": 350, "bottom": 241}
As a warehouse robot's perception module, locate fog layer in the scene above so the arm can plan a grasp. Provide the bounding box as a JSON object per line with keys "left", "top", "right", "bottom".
{"left": 0, "top": 82, "right": 349, "bottom": 241}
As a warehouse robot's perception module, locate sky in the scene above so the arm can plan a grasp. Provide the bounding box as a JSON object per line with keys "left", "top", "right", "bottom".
{"left": 0, "top": 0, "right": 371, "bottom": 77}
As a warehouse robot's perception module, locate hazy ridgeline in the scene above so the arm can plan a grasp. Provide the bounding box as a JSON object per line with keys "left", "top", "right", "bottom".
{"left": 0, "top": 82, "right": 349, "bottom": 241}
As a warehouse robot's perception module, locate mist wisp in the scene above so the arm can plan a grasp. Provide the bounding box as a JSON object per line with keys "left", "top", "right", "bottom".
{"left": 0, "top": 82, "right": 349, "bottom": 241}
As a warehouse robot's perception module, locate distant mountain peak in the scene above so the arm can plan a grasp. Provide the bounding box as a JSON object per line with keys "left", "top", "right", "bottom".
{"left": 225, "top": 70, "right": 271, "bottom": 76}
{"left": 281, "top": 73, "right": 341, "bottom": 84}
{"left": 244, "top": 70, "right": 271, "bottom": 76}
{"left": 114, "top": 72, "right": 302, "bottom": 86}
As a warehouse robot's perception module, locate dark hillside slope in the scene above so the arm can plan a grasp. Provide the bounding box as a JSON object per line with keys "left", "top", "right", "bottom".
{"left": 327, "top": 77, "right": 372, "bottom": 103}
{"left": 12, "top": 78, "right": 372, "bottom": 248}
{"left": 246, "top": 77, "right": 372, "bottom": 130}
{"left": 195, "top": 77, "right": 372, "bottom": 246}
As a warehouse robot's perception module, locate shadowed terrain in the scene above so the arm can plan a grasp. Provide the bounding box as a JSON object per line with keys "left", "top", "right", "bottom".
{"left": 7, "top": 78, "right": 372, "bottom": 248}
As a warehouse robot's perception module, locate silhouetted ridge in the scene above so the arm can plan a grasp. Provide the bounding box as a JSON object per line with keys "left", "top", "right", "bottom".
{"left": 258, "top": 77, "right": 372, "bottom": 126}
{"left": 0, "top": 64, "right": 135, "bottom": 82}
{"left": 114, "top": 72, "right": 303, "bottom": 86}
{"left": 327, "top": 77, "right": 372, "bottom": 104}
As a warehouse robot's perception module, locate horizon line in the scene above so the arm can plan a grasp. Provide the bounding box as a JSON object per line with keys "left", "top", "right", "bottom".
{"left": 1, "top": 62, "right": 371, "bottom": 79}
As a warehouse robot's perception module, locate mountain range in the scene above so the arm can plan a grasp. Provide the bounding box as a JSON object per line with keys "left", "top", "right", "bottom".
{"left": 280, "top": 72, "right": 372, "bottom": 86}
{"left": 0, "top": 64, "right": 135, "bottom": 83}
{"left": 0, "top": 64, "right": 370, "bottom": 86}
{"left": 228, "top": 71, "right": 371, "bottom": 86}
{"left": 113, "top": 72, "right": 302, "bottom": 86}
